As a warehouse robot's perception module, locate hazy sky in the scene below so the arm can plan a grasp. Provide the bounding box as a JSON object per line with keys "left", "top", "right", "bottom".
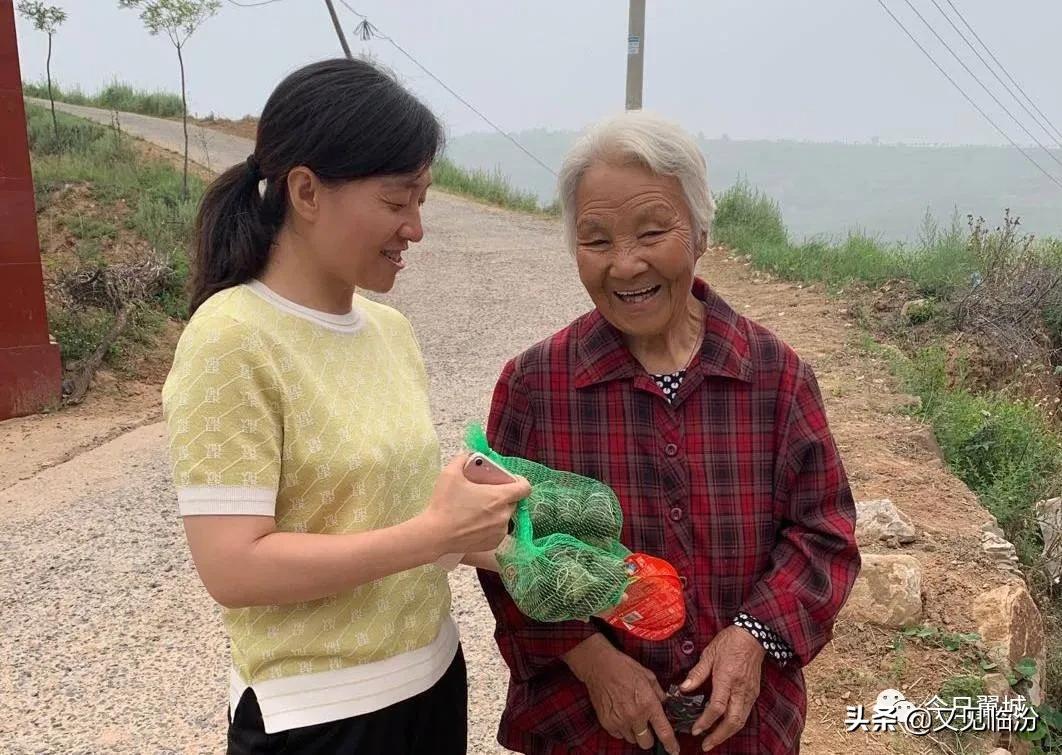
{"left": 14, "top": 0, "right": 1062, "bottom": 148}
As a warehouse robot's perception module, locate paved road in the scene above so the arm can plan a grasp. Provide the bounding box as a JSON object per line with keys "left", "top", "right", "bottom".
{"left": 28, "top": 97, "right": 257, "bottom": 174}
{"left": 5, "top": 102, "right": 592, "bottom": 754}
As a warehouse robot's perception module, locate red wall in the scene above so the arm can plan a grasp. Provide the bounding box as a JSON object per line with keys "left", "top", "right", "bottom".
{"left": 0, "top": 0, "right": 62, "bottom": 419}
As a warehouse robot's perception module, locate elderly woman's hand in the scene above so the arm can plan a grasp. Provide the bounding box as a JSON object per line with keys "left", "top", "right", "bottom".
{"left": 680, "top": 625, "right": 766, "bottom": 751}
{"left": 563, "top": 634, "right": 679, "bottom": 754}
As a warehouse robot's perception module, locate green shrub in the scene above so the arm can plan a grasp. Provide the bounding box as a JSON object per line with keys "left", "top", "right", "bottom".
{"left": 27, "top": 103, "right": 202, "bottom": 367}
{"left": 95, "top": 81, "right": 183, "bottom": 118}
{"left": 433, "top": 156, "right": 550, "bottom": 214}
{"left": 898, "top": 347, "right": 1062, "bottom": 562}
{"left": 714, "top": 179, "right": 788, "bottom": 247}
{"left": 48, "top": 306, "right": 116, "bottom": 364}
{"left": 24, "top": 78, "right": 183, "bottom": 118}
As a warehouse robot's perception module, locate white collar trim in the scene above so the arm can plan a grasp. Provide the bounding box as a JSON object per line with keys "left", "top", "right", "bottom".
{"left": 245, "top": 280, "right": 364, "bottom": 333}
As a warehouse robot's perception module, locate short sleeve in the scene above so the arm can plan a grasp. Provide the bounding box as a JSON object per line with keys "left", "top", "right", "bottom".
{"left": 162, "top": 315, "right": 283, "bottom": 517}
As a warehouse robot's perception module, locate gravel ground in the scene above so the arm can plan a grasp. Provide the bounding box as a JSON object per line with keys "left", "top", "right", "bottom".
{"left": 2, "top": 103, "right": 592, "bottom": 754}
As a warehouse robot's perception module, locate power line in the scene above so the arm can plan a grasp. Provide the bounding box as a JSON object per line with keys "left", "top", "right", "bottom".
{"left": 928, "top": 0, "right": 1061, "bottom": 149}
{"left": 943, "top": 0, "right": 1062, "bottom": 146}
{"left": 225, "top": 0, "right": 285, "bottom": 7}
{"left": 900, "top": 0, "right": 1062, "bottom": 173}
{"left": 874, "top": 0, "right": 1062, "bottom": 190}
{"left": 335, "top": 0, "right": 557, "bottom": 178}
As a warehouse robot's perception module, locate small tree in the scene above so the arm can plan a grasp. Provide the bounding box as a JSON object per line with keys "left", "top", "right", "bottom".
{"left": 17, "top": 1, "right": 67, "bottom": 140}
{"left": 118, "top": 0, "right": 220, "bottom": 196}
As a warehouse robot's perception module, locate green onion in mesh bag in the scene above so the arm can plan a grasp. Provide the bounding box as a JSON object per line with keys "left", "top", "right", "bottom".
{"left": 466, "top": 424, "right": 630, "bottom": 622}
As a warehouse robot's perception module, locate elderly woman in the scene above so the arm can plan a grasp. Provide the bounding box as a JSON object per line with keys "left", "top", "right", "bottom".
{"left": 477, "top": 113, "right": 860, "bottom": 755}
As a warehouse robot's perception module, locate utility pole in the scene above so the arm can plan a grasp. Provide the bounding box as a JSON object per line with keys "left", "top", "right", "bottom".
{"left": 625, "top": 0, "right": 645, "bottom": 110}
{"left": 324, "top": 0, "right": 353, "bottom": 59}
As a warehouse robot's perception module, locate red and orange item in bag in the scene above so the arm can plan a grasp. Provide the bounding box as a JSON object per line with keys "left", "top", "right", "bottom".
{"left": 602, "top": 553, "right": 686, "bottom": 641}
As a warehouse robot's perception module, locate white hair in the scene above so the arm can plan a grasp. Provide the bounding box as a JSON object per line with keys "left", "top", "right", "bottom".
{"left": 557, "top": 111, "right": 716, "bottom": 254}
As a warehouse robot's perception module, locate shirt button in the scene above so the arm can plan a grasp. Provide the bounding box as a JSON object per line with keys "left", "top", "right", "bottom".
{"left": 664, "top": 443, "right": 678, "bottom": 457}
{"left": 669, "top": 506, "right": 683, "bottom": 521}
{"left": 681, "top": 640, "right": 696, "bottom": 655}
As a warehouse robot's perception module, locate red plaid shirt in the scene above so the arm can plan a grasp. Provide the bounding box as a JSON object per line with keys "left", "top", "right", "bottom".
{"left": 477, "top": 278, "right": 859, "bottom": 755}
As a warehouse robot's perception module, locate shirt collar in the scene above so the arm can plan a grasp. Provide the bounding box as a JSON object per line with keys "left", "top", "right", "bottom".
{"left": 573, "top": 277, "right": 753, "bottom": 389}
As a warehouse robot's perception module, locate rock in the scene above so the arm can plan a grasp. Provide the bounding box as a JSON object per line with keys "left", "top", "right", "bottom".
{"left": 839, "top": 554, "right": 923, "bottom": 628}
{"left": 983, "top": 673, "right": 1012, "bottom": 700}
{"left": 855, "top": 499, "right": 918, "bottom": 545}
{"left": 972, "top": 584, "right": 1045, "bottom": 705}
{"left": 982, "top": 518, "right": 1007, "bottom": 539}
{"left": 1034, "top": 497, "right": 1062, "bottom": 584}
{"left": 981, "top": 533, "right": 1018, "bottom": 557}
{"left": 909, "top": 426, "right": 944, "bottom": 461}
{"left": 981, "top": 531, "right": 1023, "bottom": 575}
{"left": 988, "top": 749, "right": 1013, "bottom": 755}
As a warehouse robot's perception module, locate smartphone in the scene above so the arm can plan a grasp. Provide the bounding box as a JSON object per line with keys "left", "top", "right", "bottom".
{"left": 435, "top": 454, "right": 516, "bottom": 572}
{"left": 463, "top": 452, "right": 516, "bottom": 485}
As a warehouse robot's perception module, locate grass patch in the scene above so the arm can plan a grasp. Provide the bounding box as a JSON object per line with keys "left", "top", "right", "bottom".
{"left": 48, "top": 305, "right": 169, "bottom": 374}
{"left": 27, "top": 104, "right": 202, "bottom": 269}
{"left": 24, "top": 79, "right": 184, "bottom": 118}
{"left": 26, "top": 103, "right": 203, "bottom": 372}
{"left": 433, "top": 156, "right": 558, "bottom": 215}
{"left": 49, "top": 308, "right": 118, "bottom": 365}
{"left": 713, "top": 179, "right": 787, "bottom": 249}
{"left": 895, "top": 346, "right": 1062, "bottom": 564}
{"left": 902, "top": 626, "right": 983, "bottom": 653}
{"left": 713, "top": 180, "right": 974, "bottom": 296}
{"left": 938, "top": 673, "right": 986, "bottom": 703}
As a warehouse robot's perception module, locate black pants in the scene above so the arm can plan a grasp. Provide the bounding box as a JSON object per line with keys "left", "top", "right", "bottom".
{"left": 227, "top": 646, "right": 468, "bottom": 754}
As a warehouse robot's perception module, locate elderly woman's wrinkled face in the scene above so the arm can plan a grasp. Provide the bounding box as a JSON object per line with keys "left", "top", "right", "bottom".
{"left": 574, "top": 160, "right": 702, "bottom": 338}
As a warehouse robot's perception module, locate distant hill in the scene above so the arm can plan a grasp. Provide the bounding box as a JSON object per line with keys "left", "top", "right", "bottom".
{"left": 445, "top": 130, "right": 1062, "bottom": 242}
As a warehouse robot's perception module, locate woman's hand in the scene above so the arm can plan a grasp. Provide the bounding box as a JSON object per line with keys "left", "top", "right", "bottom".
{"left": 461, "top": 548, "right": 502, "bottom": 571}
{"left": 680, "top": 625, "right": 766, "bottom": 751}
{"left": 422, "top": 454, "right": 530, "bottom": 556}
{"left": 563, "top": 635, "right": 679, "bottom": 754}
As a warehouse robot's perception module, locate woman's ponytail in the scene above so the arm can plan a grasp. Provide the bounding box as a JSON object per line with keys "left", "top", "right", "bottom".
{"left": 188, "top": 157, "right": 281, "bottom": 315}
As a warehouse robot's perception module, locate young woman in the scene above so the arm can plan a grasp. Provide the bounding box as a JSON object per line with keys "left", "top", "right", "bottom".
{"left": 161, "top": 58, "right": 529, "bottom": 754}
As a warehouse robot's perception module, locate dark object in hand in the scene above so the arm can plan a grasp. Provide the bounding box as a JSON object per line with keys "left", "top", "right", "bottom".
{"left": 664, "top": 684, "right": 705, "bottom": 734}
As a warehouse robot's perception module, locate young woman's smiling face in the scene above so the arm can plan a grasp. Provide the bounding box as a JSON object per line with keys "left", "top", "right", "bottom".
{"left": 304, "top": 166, "right": 432, "bottom": 294}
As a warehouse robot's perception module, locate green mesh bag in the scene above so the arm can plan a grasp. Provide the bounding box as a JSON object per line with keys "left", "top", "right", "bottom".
{"left": 466, "top": 425, "right": 630, "bottom": 622}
